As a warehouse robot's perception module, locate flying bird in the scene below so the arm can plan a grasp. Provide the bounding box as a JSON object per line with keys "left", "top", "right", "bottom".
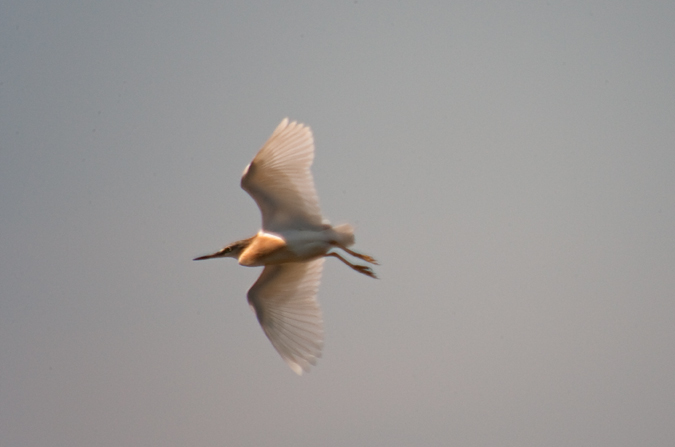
{"left": 194, "top": 118, "right": 377, "bottom": 374}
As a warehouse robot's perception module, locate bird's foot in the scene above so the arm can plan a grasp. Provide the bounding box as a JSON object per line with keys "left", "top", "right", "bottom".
{"left": 360, "top": 254, "right": 379, "bottom": 265}
{"left": 339, "top": 246, "right": 379, "bottom": 265}
{"left": 353, "top": 264, "right": 378, "bottom": 279}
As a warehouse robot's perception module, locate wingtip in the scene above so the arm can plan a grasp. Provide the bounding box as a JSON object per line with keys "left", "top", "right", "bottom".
{"left": 288, "top": 361, "right": 305, "bottom": 376}
{"left": 276, "top": 117, "right": 290, "bottom": 132}
{"left": 277, "top": 117, "right": 310, "bottom": 132}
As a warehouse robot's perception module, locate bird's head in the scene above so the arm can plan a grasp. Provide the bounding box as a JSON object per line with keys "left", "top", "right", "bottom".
{"left": 193, "top": 238, "right": 252, "bottom": 261}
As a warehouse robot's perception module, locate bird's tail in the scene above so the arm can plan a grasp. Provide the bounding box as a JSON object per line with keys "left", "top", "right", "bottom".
{"left": 332, "top": 223, "right": 355, "bottom": 247}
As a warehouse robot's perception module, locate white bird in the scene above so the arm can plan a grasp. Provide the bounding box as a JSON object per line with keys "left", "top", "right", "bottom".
{"left": 194, "top": 118, "right": 377, "bottom": 374}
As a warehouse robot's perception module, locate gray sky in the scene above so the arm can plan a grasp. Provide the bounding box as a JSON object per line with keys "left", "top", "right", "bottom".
{"left": 2, "top": 1, "right": 674, "bottom": 446}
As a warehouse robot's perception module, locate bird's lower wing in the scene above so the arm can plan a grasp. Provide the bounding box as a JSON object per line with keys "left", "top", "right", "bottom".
{"left": 247, "top": 259, "right": 325, "bottom": 374}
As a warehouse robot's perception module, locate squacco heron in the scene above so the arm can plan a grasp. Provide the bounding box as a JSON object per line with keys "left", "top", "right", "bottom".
{"left": 194, "top": 118, "right": 377, "bottom": 374}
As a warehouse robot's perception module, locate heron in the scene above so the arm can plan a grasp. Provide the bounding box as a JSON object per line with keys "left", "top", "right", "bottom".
{"left": 194, "top": 118, "right": 377, "bottom": 374}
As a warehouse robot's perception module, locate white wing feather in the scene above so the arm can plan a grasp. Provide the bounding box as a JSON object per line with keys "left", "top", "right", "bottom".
{"left": 241, "top": 118, "right": 324, "bottom": 231}
{"left": 247, "top": 258, "right": 325, "bottom": 375}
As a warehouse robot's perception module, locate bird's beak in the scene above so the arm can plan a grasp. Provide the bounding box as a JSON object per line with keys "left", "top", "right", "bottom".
{"left": 193, "top": 250, "right": 225, "bottom": 261}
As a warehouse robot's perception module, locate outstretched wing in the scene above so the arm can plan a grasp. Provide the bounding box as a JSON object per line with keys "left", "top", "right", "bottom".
{"left": 241, "top": 118, "right": 324, "bottom": 232}
{"left": 247, "top": 259, "right": 325, "bottom": 374}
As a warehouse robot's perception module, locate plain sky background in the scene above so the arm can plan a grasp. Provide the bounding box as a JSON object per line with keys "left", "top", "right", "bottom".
{"left": 2, "top": 1, "right": 674, "bottom": 446}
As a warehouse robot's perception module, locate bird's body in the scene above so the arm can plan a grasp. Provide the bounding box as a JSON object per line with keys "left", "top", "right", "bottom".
{"left": 237, "top": 226, "right": 351, "bottom": 267}
{"left": 194, "top": 118, "right": 377, "bottom": 374}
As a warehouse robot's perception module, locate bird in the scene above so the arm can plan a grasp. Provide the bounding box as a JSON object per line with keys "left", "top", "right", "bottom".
{"left": 194, "top": 118, "right": 377, "bottom": 375}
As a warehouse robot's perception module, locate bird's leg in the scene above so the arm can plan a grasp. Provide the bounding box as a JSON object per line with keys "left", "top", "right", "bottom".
{"left": 330, "top": 243, "right": 379, "bottom": 265}
{"left": 325, "top": 252, "right": 377, "bottom": 279}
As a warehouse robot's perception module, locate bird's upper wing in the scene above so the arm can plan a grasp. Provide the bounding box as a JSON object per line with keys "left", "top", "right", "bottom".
{"left": 247, "top": 259, "right": 325, "bottom": 375}
{"left": 241, "top": 118, "right": 324, "bottom": 232}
